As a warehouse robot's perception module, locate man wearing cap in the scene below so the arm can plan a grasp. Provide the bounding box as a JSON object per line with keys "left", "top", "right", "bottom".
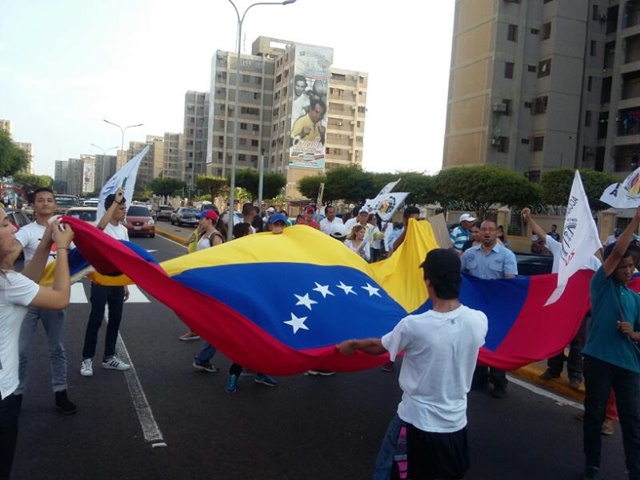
{"left": 337, "top": 249, "right": 488, "bottom": 480}
{"left": 263, "top": 206, "right": 276, "bottom": 228}
{"left": 319, "top": 205, "right": 343, "bottom": 236}
{"left": 450, "top": 213, "right": 476, "bottom": 254}
{"left": 269, "top": 212, "right": 288, "bottom": 234}
{"left": 345, "top": 207, "right": 385, "bottom": 247}
{"left": 297, "top": 206, "right": 319, "bottom": 229}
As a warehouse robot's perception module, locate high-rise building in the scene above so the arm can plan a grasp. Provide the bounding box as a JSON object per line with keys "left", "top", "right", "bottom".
{"left": 15, "top": 142, "right": 33, "bottom": 173}
{"left": 66, "top": 158, "right": 84, "bottom": 196}
{"left": 54, "top": 160, "right": 68, "bottom": 193}
{"left": 443, "top": 0, "right": 640, "bottom": 181}
{"left": 183, "top": 91, "right": 209, "bottom": 193}
{"left": 0, "top": 120, "right": 11, "bottom": 135}
{"left": 163, "top": 133, "right": 184, "bottom": 182}
{"left": 207, "top": 36, "right": 367, "bottom": 200}
{"left": 94, "top": 154, "right": 117, "bottom": 190}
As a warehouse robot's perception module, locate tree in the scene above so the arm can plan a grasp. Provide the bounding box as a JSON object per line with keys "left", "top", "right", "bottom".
{"left": 324, "top": 166, "right": 377, "bottom": 204}
{"left": 262, "top": 172, "right": 287, "bottom": 200}
{"left": 0, "top": 130, "right": 28, "bottom": 176}
{"left": 196, "top": 175, "right": 228, "bottom": 201}
{"left": 13, "top": 173, "right": 53, "bottom": 195}
{"left": 297, "top": 175, "right": 326, "bottom": 200}
{"left": 234, "top": 169, "right": 259, "bottom": 199}
{"left": 541, "top": 168, "right": 619, "bottom": 211}
{"left": 147, "top": 178, "right": 187, "bottom": 197}
{"left": 395, "top": 172, "right": 437, "bottom": 205}
{"left": 433, "top": 165, "right": 541, "bottom": 218}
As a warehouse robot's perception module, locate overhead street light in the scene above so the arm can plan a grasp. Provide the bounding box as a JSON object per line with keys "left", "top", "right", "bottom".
{"left": 226, "top": 0, "right": 297, "bottom": 240}
{"left": 103, "top": 119, "right": 144, "bottom": 167}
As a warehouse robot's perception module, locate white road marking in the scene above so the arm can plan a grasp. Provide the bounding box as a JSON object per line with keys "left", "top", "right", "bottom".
{"left": 105, "top": 306, "right": 166, "bottom": 445}
{"left": 70, "top": 284, "right": 150, "bottom": 304}
{"left": 507, "top": 375, "right": 584, "bottom": 410}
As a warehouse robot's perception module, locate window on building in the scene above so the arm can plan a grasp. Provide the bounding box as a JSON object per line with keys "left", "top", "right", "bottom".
{"left": 240, "top": 122, "right": 247, "bottom": 130}
{"left": 508, "top": 24, "right": 518, "bottom": 42}
{"left": 538, "top": 59, "right": 551, "bottom": 77}
{"left": 532, "top": 136, "right": 545, "bottom": 152}
{"left": 530, "top": 28, "right": 539, "bottom": 35}
{"left": 588, "top": 76, "right": 593, "bottom": 91}
{"left": 521, "top": 138, "right": 530, "bottom": 145}
{"left": 542, "top": 22, "right": 552, "bottom": 40}
{"left": 253, "top": 124, "right": 260, "bottom": 132}
{"left": 590, "top": 40, "right": 597, "bottom": 56}
{"left": 532, "top": 96, "right": 548, "bottom": 114}
{"left": 496, "top": 136, "right": 509, "bottom": 153}
{"left": 505, "top": 62, "right": 515, "bottom": 79}
{"left": 527, "top": 65, "right": 537, "bottom": 73}
{"left": 358, "top": 106, "right": 366, "bottom": 113}
{"left": 585, "top": 110, "right": 592, "bottom": 127}
{"left": 239, "top": 154, "right": 246, "bottom": 161}
{"left": 524, "top": 101, "right": 533, "bottom": 109}
{"left": 242, "top": 74, "right": 250, "bottom": 82}
{"left": 592, "top": 5, "right": 599, "bottom": 21}
{"left": 251, "top": 139, "right": 259, "bottom": 147}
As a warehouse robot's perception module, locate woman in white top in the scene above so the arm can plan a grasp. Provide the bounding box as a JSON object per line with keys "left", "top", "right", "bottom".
{"left": 345, "top": 224, "right": 371, "bottom": 262}
{"left": 0, "top": 211, "right": 73, "bottom": 479}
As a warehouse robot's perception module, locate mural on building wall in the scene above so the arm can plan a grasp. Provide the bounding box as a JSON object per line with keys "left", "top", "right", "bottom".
{"left": 289, "top": 45, "right": 333, "bottom": 170}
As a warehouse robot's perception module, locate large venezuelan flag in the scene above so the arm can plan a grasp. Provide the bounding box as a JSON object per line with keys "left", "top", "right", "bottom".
{"left": 59, "top": 217, "right": 592, "bottom": 374}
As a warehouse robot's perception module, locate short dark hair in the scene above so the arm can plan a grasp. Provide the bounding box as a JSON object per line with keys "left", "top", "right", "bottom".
{"left": 33, "top": 187, "right": 54, "bottom": 198}
{"left": 294, "top": 74, "right": 307, "bottom": 86}
{"left": 404, "top": 206, "right": 420, "bottom": 219}
{"left": 242, "top": 203, "right": 254, "bottom": 215}
{"left": 552, "top": 224, "right": 557, "bottom": 229}
{"left": 603, "top": 242, "right": 638, "bottom": 261}
{"left": 233, "top": 223, "right": 251, "bottom": 239}
{"left": 105, "top": 193, "right": 126, "bottom": 210}
{"left": 420, "top": 249, "right": 461, "bottom": 300}
{"left": 310, "top": 98, "right": 326, "bottom": 115}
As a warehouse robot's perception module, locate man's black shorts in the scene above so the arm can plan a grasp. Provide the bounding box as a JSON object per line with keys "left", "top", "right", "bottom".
{"left": 406, "top": 424, "right": 469, "bottom": 479}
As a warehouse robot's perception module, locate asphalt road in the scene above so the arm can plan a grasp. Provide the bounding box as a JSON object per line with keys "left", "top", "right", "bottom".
{"left": 11, "top": 229, "right": 629, "bottom": 480}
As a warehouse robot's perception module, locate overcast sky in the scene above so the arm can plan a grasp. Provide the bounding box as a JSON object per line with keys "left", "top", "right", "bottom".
{"left": 0, "top": 0, "right": 455, "bottom": 178}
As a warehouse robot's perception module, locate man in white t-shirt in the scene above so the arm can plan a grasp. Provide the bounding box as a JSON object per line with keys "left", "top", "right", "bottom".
{"left": 319, "top": 205, "right": 343, "bottom": 236}
{"left": 13, "top": 187, "right": 76, "bottom": 414}
{"left": 522, "top": 207, "right": 600, "bottom": 390}
{"left": 337, "top": 249, "right": 488, "bottom": 479}
{"left": 80, "top": 188, "right": 131, "bottom": 377}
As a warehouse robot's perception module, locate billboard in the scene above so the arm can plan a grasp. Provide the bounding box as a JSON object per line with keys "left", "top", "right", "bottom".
{"left": 289, "top": 45, "right": 333, "bottom": 170}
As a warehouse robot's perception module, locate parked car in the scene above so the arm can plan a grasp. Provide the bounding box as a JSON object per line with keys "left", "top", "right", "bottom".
{"left": 156, "top": 205, "right": 174, "bottom": 221}
{"left": 125, "top": 205, "right": 155, "bottom": 238}
{"left": 170, "top": 207, "right": 199, "bottom": 227}
{"left": 515, "top": 253, "right": 554, "bottom": 276}
{"left": 5, "top": 208, "right": 30, "bottom": 229}
{"left": 65, "top": 207, "right": 98, "bottom": 224}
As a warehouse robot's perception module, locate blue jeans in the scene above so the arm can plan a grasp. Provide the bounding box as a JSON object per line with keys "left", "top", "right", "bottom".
{"left": 583, "top": 355, "right": 640, "bottom": 478}
{"left": 373, "top": 413, "right": 406, "bottom": 480}
{"left": 194, "top": 342, "right": 216, "bottom": 363}
{"left": 82, "top": 283, "right": 125, "bottom": 361}
{"left": 16, "top": 307, "right": 67, "bottom": 394}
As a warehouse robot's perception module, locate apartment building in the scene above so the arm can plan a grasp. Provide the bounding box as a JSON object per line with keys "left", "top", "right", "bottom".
{"left": 207, "top": 36, "right": 367, "bottom": 200}
{"left": 183, "top": 91, "right": 209, "bottom": 192}
{"left": 15, "top": 142, "right": 33, "bottom": 173}
{"left": 444, "top": 0, "right": 640, "bottom": 180}
{"left": 0, "top": 120, "right": 11, "bottom": 135}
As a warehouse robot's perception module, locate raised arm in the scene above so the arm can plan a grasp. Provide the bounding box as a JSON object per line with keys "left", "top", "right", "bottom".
{"left": 521, "top": 207, "right": 547, "bottom": 243}
{"left": 97, "top": 187, "right": 124, "bottom": 230}
{"left": 603, "top": 206, "right": 640, "bottom": 277}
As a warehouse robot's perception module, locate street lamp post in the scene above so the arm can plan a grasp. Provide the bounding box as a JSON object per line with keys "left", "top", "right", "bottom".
{"left": 226, "top": 0, "right": 296, "bottom": 240}
{"left": 103, "top": 119, "right": 144, "bottom": 167}
{"left": 90, "top": 143, "right": 118, "bottom": 189}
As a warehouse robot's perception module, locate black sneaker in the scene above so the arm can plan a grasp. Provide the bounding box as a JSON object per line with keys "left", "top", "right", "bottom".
{"left": 539, "top": 369, "right": 560, "bottom": 380}
{"left": 491, "top": 387, "right": 507, "bottom": 399}
{"left": 55, "top": 390, "right": 77, "bottom": 415}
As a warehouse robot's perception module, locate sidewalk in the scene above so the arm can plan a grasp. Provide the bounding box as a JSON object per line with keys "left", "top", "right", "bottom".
{"left": 155, "top": 225, "right": 584, "bottom": 404}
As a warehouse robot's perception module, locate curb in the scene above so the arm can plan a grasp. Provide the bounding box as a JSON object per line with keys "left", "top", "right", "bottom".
{"left": 155, "top": 226, "right": 189, "bottom": 246}
{"left": 153, "top": 225, "right": 584, "bottom": 404}
{"left": 514, "top": 364, "right": 585, "bottom": 403}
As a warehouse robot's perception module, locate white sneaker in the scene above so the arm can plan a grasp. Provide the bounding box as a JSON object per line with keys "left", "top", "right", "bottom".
{"left": 102, "top": 356, "right": 131, "bottom": 371}
{"left": 80, "top": 359, "right": 93, "bottom": 377}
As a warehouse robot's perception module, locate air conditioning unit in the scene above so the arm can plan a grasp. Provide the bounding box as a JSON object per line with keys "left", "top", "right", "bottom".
{"left": 336, "top": 121, "right": 343, "bottom": 126}
{"left": 599, "top": 13, "right": 607, "bottom": 21}
{"left": 493, "top": 103, "right": 508, "bottom": 113}
{"left": 491, "top": 137, "right": 502, "bottom": 146}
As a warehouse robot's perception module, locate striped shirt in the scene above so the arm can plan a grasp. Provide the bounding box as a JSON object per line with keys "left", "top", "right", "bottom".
{"left": 450, "top": 226, "right": 470, "bottom": 252}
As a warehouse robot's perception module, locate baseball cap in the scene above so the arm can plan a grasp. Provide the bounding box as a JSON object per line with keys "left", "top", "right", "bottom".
{"left": 269, "top": 212, "right": 288, "bottom": 225}
{"left": 305, "top": 206, "right": 315, "bottom": 213}
{"left": 459, "top": 213, "right": 476, "bottom": 223}
{"left": 267, "top": 207, "right": 276, "bottom": 213}
{"left": 419, "top": 249, "right": 461, "bottom": 281}
{"left": 197, "top": 210, "right": 219, "bottom": 222}
{"left": 330, "top": 224, "right": 347, "bottom": 239}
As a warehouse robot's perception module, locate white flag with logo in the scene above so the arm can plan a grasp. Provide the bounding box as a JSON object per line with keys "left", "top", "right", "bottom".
{"left": 546, "top": 170, "right": 602, "bottom": 305}
{"left": 600, "top": 166, "right": 640, "bottom": 209}
{"left": 97, "top": 145, "right": 150, "bottom": 219}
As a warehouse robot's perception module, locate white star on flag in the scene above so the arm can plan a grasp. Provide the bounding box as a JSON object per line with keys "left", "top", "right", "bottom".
{"left": 336, "top": 282, "right": 356, "bottom": 295}
{"left": 361, "top": 283, "right": 381, "bottom": 297}
{"left": 312, "top": 282, "right": 334, "bottom": 299}
{"left": 294, "top": 293, "right": 318, "bottom": 310}
{"left": 284, "top": 313, "right": 309, "bottom": 334}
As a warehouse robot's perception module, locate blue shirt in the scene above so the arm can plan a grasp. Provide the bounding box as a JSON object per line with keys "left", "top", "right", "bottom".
{"left": 460, "top": 244, "right": 518, "bottom": 279}
{"left": 450, "top": 226, "right": 470, "bottom": 252}
{"left": 584, "top": 266, "right": 640, "bottom": 373}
